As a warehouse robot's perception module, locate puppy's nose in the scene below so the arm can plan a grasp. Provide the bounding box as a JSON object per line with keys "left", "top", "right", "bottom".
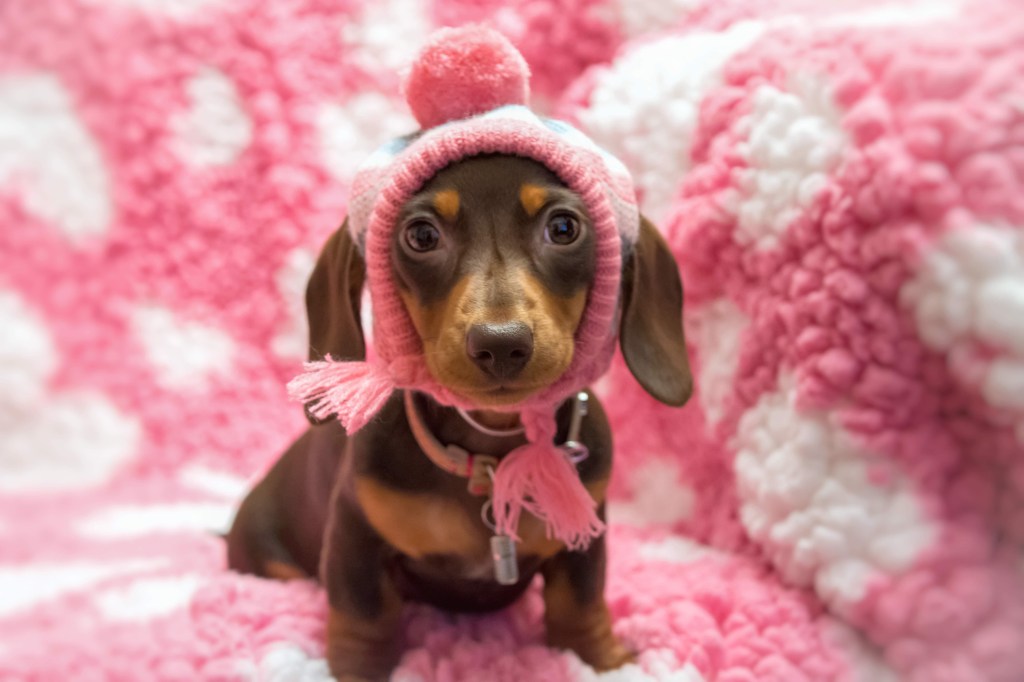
{"left": 466, "top": 322, "right": 533, "bottom": 380}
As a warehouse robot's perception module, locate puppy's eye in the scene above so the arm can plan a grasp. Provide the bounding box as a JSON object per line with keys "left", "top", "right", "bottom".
{"left": 545, "top": 213, "right": 581, "bottom": 246}
{"left": 404, "top": 220, "right": 441, "bottom": 252}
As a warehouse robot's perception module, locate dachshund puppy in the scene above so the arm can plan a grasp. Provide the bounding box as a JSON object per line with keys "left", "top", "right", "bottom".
{"left": 227, "top": 154, "right": 691, "bottom": 681}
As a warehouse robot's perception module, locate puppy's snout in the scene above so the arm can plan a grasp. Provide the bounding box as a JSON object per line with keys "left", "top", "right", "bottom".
{"left": 466, "top": 322, "right": 533, "bottom": 380}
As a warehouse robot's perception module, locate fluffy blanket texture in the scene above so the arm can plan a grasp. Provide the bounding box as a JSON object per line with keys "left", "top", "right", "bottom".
{"left": 1, "top": 0, "right": 1022, "bottom": 680}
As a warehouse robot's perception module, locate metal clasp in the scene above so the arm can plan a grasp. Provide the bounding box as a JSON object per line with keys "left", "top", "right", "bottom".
{"left": 561, "top": 391, "right": 590, "bottom": 464}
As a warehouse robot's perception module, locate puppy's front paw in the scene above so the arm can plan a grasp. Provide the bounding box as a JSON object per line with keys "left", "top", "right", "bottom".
{"left": 548, "top": 628, "right": 636, "bottom": 671}
{"left": 326, "top": 608, "right": 400, "bottom": 682}
{"left": 582, "top": 635, "right": 636, "bottom": 672}
{"left": 326, "top": 642, "right": 398, "bottom": 682}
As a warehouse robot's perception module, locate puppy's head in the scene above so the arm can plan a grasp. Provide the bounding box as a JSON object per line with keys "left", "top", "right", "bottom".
{"left": 390, "top": 155, "right": 592, "bottom": 407}
{"left": 304, "top": 154, "right": 691, "bottom": 415}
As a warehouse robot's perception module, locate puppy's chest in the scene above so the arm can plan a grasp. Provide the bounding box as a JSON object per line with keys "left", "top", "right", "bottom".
{"left": 355, "top": 475, "right": 562, "bottom": 579}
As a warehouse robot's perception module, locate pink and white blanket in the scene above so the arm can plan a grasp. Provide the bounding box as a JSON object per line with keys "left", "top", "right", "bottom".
{"left": 1, "top": 0, "right": 1023, "bottom": 680}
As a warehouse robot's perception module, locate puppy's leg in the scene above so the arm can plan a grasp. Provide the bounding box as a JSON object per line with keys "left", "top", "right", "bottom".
{"left": 322, "top": 497, "right": 402, "bottom": 682}
{"left": 227, "top": 441, "right": 309, "bottom": 581}
{"left": 541, "top": 526, "right": 634, "bottom": 671}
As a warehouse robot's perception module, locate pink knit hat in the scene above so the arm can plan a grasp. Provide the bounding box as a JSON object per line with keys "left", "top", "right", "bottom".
{"left": 289, "top": 26, "right": 639, "bottom": 550}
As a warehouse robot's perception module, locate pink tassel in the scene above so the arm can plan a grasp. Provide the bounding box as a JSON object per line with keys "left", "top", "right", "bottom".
{"left": 491, "top": 413, "right": 605, "bottom": 551}
{"left": 287, "top": 358, "right": 396, "bottom": 433}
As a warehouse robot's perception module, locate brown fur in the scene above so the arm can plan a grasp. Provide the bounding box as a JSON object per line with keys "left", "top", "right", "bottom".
{"left": 354, "top": 476, "right": 485, "bottom": 559}
{"left": 432, "top": 189, "right": 460, "bottom": 222}
{"left": 326, "top": 598, "right": 402, "bottom": 682}
{"left": 227, "top": 155, "right": 693, "bottom": 681}
{"left": 519, "top": 183, "right": 548, "bottom": 217}
{"left": 544, "top": 572, "right": 631, "bottom": 670}
{"left": 400, "top": 270, "right": 586, "bottom": 407}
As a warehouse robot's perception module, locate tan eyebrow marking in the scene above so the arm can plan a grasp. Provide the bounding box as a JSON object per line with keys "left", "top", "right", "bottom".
{"left": 432, "top": 189, "right": 460, "bottom": 221}
{"left": 519, "top": 184, "right": 548, "bottom": 217}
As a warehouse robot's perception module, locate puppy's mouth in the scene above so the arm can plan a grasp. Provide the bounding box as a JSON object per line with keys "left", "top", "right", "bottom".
{"left": 452, "top": 378, "right": 552, "bottom": 407}
{"left": 417, "top": 327, "right": 576, "bottom": 408}
{"left": 397, "top": 290, "right": 581, "bottom": 408}
{"left": 487, "top": 385, "right": 522, "bottom": 394}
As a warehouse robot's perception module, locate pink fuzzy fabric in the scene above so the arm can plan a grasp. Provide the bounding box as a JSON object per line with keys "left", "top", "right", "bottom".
{"left": 403, "top": 26, "right": 531, "bottom": 128}
{"left": 1, "top": 0, "right": 1022, "bottom": 680}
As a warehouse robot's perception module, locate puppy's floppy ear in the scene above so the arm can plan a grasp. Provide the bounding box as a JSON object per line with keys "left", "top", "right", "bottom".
{"left": 304, "top": 219, "right": 366, "bottom": 423}
{"left": 619, "top": 216, "right": 693, "bottom": 407}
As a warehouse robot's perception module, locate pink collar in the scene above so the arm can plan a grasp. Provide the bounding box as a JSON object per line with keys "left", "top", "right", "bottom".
{"left": 403, "top": 390, "right": 501, "bottom": 497}
{"left": 402, "top": 390, "right": 591, "bottom": 498}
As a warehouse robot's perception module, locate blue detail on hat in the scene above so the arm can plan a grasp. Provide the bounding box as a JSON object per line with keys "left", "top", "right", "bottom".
{"left": 489, "top": 104, "right": 525, "bottom": 116}
{"left": 542, "top": 118, "right": 572, "bottom": 134}
{"left": 382, "top": 137, "right": 410, "bottom": 154}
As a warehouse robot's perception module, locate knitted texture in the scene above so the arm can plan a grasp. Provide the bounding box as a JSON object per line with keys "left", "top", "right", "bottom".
{"left": 490, "top": 411, "right": 606, "bottom": 548}
{"left": 290, "top": 26, "right": 637, "bottom": 550}
{"left": 572, "top": 1, "right": 1024, "bottom": 680}
{"left": 2, "top": 0, "right": 1023, "bottom": 680}
{"left": 403, "top": 26, "right": 531, "bottom": 128}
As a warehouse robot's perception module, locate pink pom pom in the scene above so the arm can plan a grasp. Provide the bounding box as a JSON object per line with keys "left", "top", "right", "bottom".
{"left": 490, "top": 412, "right": 605, "bottom": 551}
{"left": 403, "top": 26, "right": 530, "bottom": 129}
